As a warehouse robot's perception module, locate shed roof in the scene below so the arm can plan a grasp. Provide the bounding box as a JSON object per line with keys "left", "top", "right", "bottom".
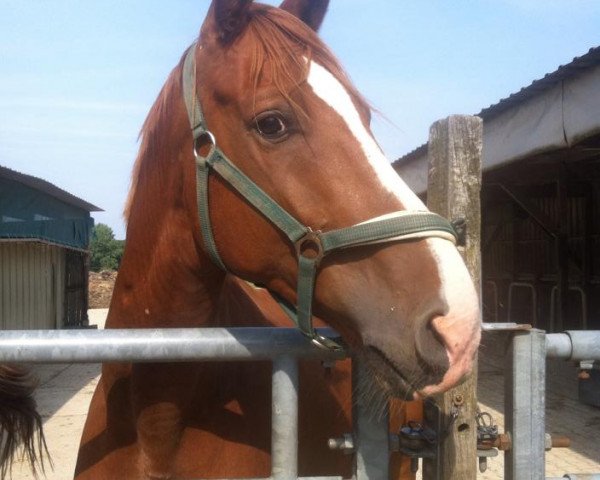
{"left": 478, "top": 46, "right": 600, "bottom": 121}
{"left": 393, "top": 45, "right": 600, "bottom": 169}
{"left": 0, "top": 165, "right": 102, "bottom": 212}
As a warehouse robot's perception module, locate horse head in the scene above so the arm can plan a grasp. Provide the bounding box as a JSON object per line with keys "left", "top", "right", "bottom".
{"left": 129, "top": 0, "right": 481, "bottom": 401}
{"left": 190, "top": 0, "right": 481, "bottom": 400}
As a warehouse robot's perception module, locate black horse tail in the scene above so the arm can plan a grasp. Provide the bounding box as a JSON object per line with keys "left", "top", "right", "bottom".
{"left": 0, "top": 365, "right": 50, "bottom": 479}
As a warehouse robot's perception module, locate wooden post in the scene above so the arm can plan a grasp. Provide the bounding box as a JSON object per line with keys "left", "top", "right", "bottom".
{"left": 422, "top": 115, "right": 482, "bottom": 480}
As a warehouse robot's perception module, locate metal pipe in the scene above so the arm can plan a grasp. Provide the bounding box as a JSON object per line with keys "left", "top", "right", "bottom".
{"left": 546, "top": 476, "right": 600, "bottom": 480}
{"left": 508, "top": 282, "right": 537, "bottom": 326}
{"left": 481, "top": 323, "right": 532, "bottom": 332}
{"left": 549, "top": 286, "right": 588, "bottom": 331}
{"left": 0, "top": 328, "right": 345, "bottom": 363}
{"left": 505, "top": 329, "right": 546, "bottom": 480}
{"left": 183, "top": 477, "right": 343, "bottom": 480}
{"left": 352, "top": 359, "right": 390, "bottom": 480}
{"left": 546, "top": 331, "right": 600, "bottom": 361}
{"left": 566, "top": 331, "right": 600, "bottom": 361}
{"left": 271, "top": 356, "right": 299, "bottom": 479}
{"left": 546, "top": 334, "right": 572, "bottom": 359}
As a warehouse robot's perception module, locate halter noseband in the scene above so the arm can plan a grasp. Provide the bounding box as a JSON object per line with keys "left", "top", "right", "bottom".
{"left": 182, "top": 43, "right": 458, "bottom": 351}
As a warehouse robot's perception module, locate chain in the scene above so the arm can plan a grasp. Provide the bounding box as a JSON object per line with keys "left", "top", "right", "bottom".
{"left": 417, "top": 398, "right": 463, "bottom": 446}
{"left": 438, "top": 404, "right": 461, "bottom": 442}
{"left": 476, "top": 408, "right": 498, "bottom": 449}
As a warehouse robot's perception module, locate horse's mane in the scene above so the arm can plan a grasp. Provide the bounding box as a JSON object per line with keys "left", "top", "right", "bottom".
{"left": 124, "top": 4, "right": 369, "bottom": 221}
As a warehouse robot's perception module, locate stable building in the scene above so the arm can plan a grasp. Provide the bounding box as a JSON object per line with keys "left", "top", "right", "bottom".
{"left": 0, "top": 165, "right": 102, "bottom": 329}
{"left": 394, "top": 46, "right": 600, "bottom": 333}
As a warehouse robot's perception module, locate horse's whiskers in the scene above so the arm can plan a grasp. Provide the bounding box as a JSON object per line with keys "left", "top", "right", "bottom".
{"left": 352, "top": 363, "right": 401, "bottom": 422}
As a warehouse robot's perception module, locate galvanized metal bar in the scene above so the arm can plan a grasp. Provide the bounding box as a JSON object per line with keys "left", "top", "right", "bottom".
{"left": 352, "top": 359, "right": 389, "bottom": 480}
{"left": 0, "top": 327, "right": 345, "bottom": 363}
{"left": 546, "top": 331, "right": 600, "bottom": 361}
{"left": 545, "top": 333, "right": 573, "bottom": 359}
{"left": 547, "top": 476, "right": 600, "bottom": 480}
{"left": 481, "top": 322, "right": 532, "bottom": 331}
{"left": 271, "top": 355, "right": 299, "bottom": 479}
{"left": 0, "top": 327, "right": 351, "bottom": 479}
{"left": 191, "top": 477, "right": 342, "bottom": 480}
{"left": 504, "top": 329, "right": 546, "bottom": 480}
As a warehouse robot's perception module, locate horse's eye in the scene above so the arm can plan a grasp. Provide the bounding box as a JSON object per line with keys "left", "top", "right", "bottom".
{"left": 255, "top": 113, "right": 287, "bottom": 140}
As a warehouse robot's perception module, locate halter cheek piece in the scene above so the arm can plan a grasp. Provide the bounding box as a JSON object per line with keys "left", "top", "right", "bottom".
{"left": 183, "top": 43, "right": 459, "bottom": 351}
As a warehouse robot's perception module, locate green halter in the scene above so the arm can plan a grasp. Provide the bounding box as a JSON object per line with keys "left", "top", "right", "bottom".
{"left": 182, "top": 44, "right": 458, "bottom": 351}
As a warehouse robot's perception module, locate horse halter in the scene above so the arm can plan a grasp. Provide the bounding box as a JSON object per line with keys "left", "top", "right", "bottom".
{"left": 183, "top": 43, "right": 459, "bottom": 351}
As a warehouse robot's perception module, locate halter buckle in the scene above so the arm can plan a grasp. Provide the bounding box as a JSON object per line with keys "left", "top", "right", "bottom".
{"left": 295, "top": 229, "right": 325, "bottom": 264}
{"left": 310, "top": 334, "right": 344, "bottom": 352}
{"left": 450, "top": 217, "right": 467, "bottom": 246}
{"left": 193, "top": 130, "right": 217, "bottom": 158}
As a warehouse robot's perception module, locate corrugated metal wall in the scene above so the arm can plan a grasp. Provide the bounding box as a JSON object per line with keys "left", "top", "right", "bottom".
{"left": 0, "top": 241, "right": 65, "bottom": 329}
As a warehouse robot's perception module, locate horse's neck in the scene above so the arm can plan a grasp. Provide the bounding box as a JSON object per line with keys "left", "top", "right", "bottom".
{"left": 107, "top": 233, "right": 223, "bottom": 329}
{"left": 107, "top": 140, "right": 224, "bottom": 329}
{"left": 216, "top": 276, "right": 295, "bottom": 328}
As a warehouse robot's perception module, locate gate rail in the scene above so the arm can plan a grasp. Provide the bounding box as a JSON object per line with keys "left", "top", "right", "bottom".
{"left": 0, "top": 327, "right": 343, "bottom": 363}
{"left": 485, "top": 325, "right": 600, "bottom": 480}
{"left": 0, "top": 327, "right": 381, "bottom": 480}
{"left": 1, "top": 325, "right": 600, "bottom": 479}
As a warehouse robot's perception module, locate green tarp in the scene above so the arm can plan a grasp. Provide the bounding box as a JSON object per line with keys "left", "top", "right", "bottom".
{"left": 0, "top": 176, "right": 94, "bottom": 250}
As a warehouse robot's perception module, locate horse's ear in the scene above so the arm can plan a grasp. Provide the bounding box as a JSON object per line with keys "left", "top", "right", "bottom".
{"left": 279, "top": 0, "right": 329, "bottom": 31}
{"left": 209, "top": 0, "right": 254, "bottom": 44}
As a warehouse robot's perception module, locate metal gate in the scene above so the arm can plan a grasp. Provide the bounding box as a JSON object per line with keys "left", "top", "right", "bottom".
{"left": 0, "top": 325, "right": 599, "bottom": 479}
{"left": 0, "top": 327, "right": 389, "bottom": 480}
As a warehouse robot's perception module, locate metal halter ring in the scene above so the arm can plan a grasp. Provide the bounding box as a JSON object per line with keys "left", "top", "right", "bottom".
{"left": 193, "top": 130, "right": 217, "bottom": 158}
{"left": 311, "top": 335, "right": 336, "bottom": 351}
{"left": 295, "top": 229, "right": 325, "bottom": 264}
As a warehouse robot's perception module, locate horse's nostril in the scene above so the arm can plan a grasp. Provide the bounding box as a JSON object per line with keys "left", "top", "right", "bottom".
{"left": 415, "top": 316, "right": 450, "bottom": 372}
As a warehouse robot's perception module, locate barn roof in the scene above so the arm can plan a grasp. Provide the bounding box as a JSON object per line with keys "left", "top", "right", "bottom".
{"left": 0, "top": 165, "right": 102, "bottom": 212}
{"left": 393, "top": 45, "right": 600, "bottom": 193}
{"left": 478, "top": 46, "right": 600, "bottom": 121}
{"left": 394, "top": 45, "right": 600, "bottom": 167}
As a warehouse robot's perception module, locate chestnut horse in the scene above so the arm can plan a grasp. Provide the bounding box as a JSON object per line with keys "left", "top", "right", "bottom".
{"left": 74, "top": 1, "right": 480, "bottom": 479}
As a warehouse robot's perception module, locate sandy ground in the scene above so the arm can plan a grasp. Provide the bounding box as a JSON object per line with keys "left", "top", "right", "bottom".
{"left": 9, "top": 311, "right": 600, "bottom": 479}
{"left": 10, "top": 309, "right": 107, "bottom": 480}
{"left": 473, "top": 354, "right": 600, "bottom": 478}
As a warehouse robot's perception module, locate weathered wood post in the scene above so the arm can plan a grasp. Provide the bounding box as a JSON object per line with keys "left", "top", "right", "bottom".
{"left": 422, "top": 115, "right": 482, "bottom": 479}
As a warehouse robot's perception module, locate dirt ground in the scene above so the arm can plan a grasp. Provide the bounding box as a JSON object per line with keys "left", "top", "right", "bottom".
{"left": 10, "top": 309, "right": 107, "bottom": 480}
{"left": 88, "top": 271, "right": 117, "bottom": 309}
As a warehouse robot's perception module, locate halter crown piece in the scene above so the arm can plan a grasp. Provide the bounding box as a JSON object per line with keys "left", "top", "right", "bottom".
{"left": 182, "top": 43, "right": 459, "bottom": 351}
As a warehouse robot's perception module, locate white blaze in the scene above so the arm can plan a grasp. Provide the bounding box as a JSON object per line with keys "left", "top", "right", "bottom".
{"left": 306, "top": 61, "right": 479, "bottom": 329}
{"left": 306, "top": 61, "right": 425, "bottom": 211}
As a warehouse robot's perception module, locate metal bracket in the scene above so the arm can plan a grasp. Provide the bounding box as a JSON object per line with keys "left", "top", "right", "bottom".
{"left": 451, "top": 218, "right": 467, "bottom": 246}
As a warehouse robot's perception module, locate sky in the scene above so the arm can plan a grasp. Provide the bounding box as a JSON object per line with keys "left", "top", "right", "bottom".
{"left": 1, "top": 1, "right": 599, "bottom": 239}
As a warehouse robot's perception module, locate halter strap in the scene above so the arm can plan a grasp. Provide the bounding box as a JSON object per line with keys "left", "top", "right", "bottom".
{"left": 182, "top": 44, "right": 458, "bottom": 351}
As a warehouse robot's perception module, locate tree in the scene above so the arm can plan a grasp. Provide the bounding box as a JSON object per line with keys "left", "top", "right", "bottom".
{"left": 89, "top": 224, "right": 125, "bottom": 272}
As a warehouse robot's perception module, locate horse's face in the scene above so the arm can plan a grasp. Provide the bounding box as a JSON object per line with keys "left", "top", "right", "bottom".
{"left": 195, "top": 0, "right": 480, "bottom": 399}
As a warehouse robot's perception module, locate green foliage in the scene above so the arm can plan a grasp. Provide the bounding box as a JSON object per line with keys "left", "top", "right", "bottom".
{"left": 90, "top": 224, "right": 125, "bottom": 272}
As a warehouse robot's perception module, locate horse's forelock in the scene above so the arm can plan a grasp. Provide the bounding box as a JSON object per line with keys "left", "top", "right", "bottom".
{"left": 247, "top": 5, "right": 370, "bottom": 120}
